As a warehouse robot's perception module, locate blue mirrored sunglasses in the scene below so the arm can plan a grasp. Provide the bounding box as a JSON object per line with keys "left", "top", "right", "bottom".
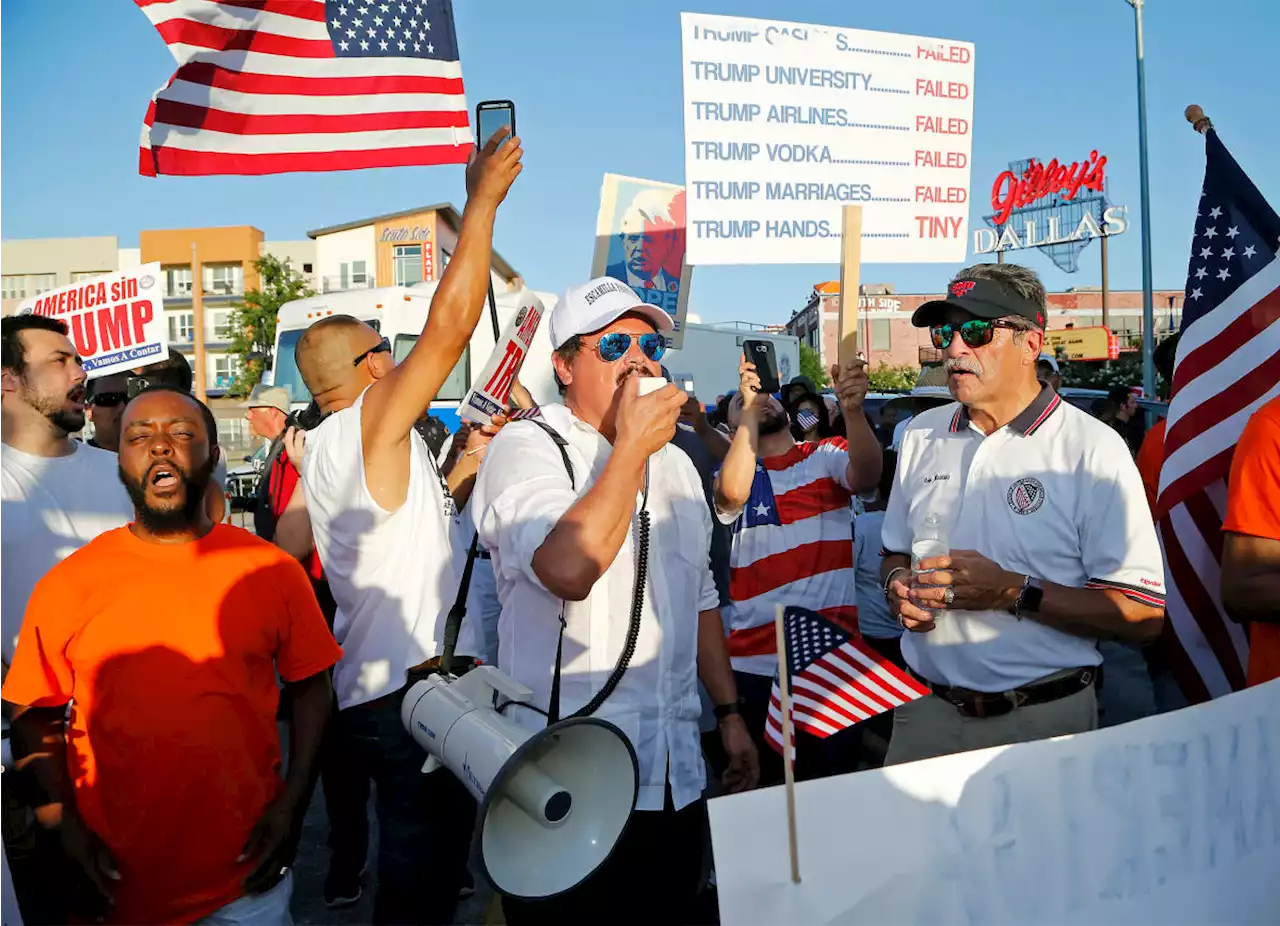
{"left": 590, "top": 332, "right": 667, "bottom": 363}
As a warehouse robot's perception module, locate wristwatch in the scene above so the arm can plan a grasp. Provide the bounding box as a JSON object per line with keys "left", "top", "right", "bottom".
{"left": 1014, "top": 575, "right": 1044, "bottom": 619}
{"left": 714, "top": 699, "right": 746, "bottom": 722}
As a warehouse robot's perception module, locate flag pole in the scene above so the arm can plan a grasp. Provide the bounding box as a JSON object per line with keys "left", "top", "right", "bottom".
{"left": 773, "top": 604, "right": 801, "bottom": 884}
{"left": 192, "top": 242, "right": 207, "bottom": 403}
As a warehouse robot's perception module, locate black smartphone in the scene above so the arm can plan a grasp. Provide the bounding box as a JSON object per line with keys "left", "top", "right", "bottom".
{"left": 476, "top": 100, "right": 515, "bottom": 149}
{"left": 743, "top": 340, "right": 781, "bottom": 395}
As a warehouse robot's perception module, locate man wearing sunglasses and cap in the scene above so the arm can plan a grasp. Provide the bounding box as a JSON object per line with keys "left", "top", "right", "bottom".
{"left": 878, "top": 263, "right": 1166, "bottom": 764}
{"left": 472, "top": 276, "right": 759, "bottom": 924}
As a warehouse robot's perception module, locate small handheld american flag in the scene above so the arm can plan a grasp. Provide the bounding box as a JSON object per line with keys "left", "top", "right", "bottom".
{"left": 136, "top": 0, "right": 473, "bottom": 176}
{"left": 765, "top": 606, "right": 929, "bottom": 758}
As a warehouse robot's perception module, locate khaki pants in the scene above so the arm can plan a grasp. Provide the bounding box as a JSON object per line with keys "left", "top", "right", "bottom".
{"left": 884, "top": 675, "right": 1098, "bottom": 766}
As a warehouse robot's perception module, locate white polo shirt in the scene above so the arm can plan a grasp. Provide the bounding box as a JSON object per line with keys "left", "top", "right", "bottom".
{"left": 880, "top": 386, "right": 1165, "bottom": 692}
{"left": 472, "top": 404, "right": 719, "bottom": 813}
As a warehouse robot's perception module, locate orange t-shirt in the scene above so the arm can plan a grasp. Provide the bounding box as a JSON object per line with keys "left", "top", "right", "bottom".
{"left": 1222, "top": 395, "right": 1280, "bottom": 687}
{"left": 1, "top": 524, "right": 343, "bottom": 925}
{"left": 1136, "top": 417, "right": 1167, "bottom": 516}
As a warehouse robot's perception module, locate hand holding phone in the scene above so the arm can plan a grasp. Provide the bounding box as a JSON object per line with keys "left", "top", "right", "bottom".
{"left": 742, "top": 340, "right": 781, "bottom": 395}
{"left": 476, "top": 100, "right": 515, "bottom": 149}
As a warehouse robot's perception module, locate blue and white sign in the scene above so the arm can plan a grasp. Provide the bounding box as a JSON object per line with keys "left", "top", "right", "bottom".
{"left": 680, "top": 13, "right": 976, "bottom": 265}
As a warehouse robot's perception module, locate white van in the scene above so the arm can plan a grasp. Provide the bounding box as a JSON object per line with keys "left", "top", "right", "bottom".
{"left": 269, "top": 281, "right": 560, "bottom": 434}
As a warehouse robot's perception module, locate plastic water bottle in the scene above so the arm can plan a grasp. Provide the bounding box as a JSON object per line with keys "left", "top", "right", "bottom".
{"left": 911, "top": 513, "right": 949, "bottom": 574}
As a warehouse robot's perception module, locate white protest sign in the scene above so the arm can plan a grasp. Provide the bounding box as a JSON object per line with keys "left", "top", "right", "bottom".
{"left": 680, "top": 13, "right": 975, "bottom": 265}
{"left": 710, "top": 679, "right": 1280, "bottom": 925}
{"left": 16, "top": 264, "right": 169, "bottom": 377}
{"left": 459, "top": 291, "right": 546, "bottom": 425}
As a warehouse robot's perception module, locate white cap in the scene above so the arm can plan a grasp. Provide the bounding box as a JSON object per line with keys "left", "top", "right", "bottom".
{"left": 549, "top": 276, "right": 674, "bottom": 349}
{"left": 1038, "top": 352, "right": 1060, "bottom": 373}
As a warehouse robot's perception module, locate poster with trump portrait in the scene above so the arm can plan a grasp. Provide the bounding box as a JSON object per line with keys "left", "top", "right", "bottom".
{"left": 592, "top": 174, "right": 693, "bottom": 349}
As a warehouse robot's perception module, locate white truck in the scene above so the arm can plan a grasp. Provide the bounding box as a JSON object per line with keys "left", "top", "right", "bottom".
{"left": 268, "top": 283, "right": 799, "bottom": 432}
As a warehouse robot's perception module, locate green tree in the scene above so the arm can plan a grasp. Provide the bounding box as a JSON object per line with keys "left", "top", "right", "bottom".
{"left": 228, "top": 255, "right": 314, "bottom": 397}
{"left": 799, "top": 344, "right": 830, "bottom": 388}
{"left": 1059, "top": 354, "right": 1145, "bottom": 393}
{"left": 866, "top": 363, "right": 918, "bottom": 393}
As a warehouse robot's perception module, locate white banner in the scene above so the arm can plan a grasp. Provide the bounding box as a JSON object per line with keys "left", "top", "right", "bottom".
{"left": 680, "top": 13, "right": 975, "bottom": 265}
{"left": 17, "top": 264, "right": 169, "bottom": 377}
{"left": 710, "top": 679, "right": 1280, "bottom": 925}
{"left": 459, "top": 292, "right": 546, "bottom": 425}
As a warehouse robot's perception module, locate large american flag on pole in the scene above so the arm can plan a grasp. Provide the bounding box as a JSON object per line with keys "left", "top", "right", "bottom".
{"left": 1156, "top": 128, "right": 1280, "bottom": 702}
{"left": 136, "top": 0, "right": 472, "bottom": 176}
{"left": 765, "top": 606, "right": 929, "bottom": 757}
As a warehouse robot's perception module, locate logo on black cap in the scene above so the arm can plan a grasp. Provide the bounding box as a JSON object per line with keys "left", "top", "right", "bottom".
{"left": 950, "top": 281, "right": 976, "bottom": 298}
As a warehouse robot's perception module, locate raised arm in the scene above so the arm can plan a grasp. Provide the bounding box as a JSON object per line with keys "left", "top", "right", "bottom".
{"left": 714, "top": 358, "right": 762, "bottom": 517}
{"left": 831, "top": 357, "right": 882, "bottom": 493}
{"left": 532, "top": 379, "right": 686, "bottom": 600}
{"left": 361, "top": 130, "right": 523, "bottom": 458}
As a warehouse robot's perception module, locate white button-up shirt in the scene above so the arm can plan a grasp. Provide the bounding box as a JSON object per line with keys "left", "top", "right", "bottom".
{"left": 881, "top": 386, "right": 1166, "bottom": 692}
{"left": 472, "top": 404, "right": 719, "bottom": 812}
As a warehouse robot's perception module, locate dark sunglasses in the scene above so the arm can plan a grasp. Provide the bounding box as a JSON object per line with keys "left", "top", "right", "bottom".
{"left": 929, "top": 319, "right": 1020, "bottom": 350}
{"left": 587, "top": 332, "right": 667, "bottom": 363}
{"left": 89, "top": 392, "right": 128, "bottom": 408}
{"left": 352, "top": 337, "right": 392, "bottom": 367}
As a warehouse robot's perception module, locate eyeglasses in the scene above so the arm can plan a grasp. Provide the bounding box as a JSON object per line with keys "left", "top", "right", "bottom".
{"left": 929, "top": 319, "right": 1020, "bottom": 350}
{"left": 89, "top": 392, "right": 128, "bottom": 408}
{"left": 586, "top": 332, "right": 667, "bottom": 363}
{"left": 352, "top": 337, "right": 392, "bottom": 367}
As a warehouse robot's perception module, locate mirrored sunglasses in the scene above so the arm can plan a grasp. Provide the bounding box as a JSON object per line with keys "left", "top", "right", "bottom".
{"left": 929, "top": 319, "right": 1019, "bottom": 350}
{"left": 590, "top": 332, "right": 667, "bottom": 363}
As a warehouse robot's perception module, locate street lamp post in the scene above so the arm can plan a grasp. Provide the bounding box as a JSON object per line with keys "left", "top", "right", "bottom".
{"left": 1127, "top": 0, "right": 1157, "bottom": 400}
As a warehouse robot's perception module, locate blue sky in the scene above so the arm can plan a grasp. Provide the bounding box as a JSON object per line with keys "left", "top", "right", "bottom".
{"left": 3, "top": 0, "right": 1278, "bottom": 325}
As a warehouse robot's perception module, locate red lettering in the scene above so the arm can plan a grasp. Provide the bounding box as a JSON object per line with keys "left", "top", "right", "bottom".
{"left": 915, "top": 216, "right": 965, "bottom": 239}
{"left": 483, "top": 342, "right": 523, "bottom": 403}
{"left": 130, "top": 300, "right": 154, "bottom": 343}
{"left": 991, "top": 150, "right": 1108, "bottom": 224}
{"left": 97, "top": 304, "right": 133, "bottom": 352}
{"left": 71, "top": 312, "right": 98, "bottom": 357}
{"left": 515, "top": 308, "right": 541, "bottom": 345}
{"left": 126, "top": 278, "right": 139, "bottom": 299}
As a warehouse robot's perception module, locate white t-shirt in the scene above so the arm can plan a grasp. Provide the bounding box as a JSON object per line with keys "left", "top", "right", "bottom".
{"left": 1, "top": 441, "right": 133, "bottom": 664}
{"left": 300, "top": 390, "right": 459, "bottom": 710}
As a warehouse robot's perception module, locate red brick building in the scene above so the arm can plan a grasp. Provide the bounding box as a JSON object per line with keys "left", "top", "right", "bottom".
{"left": 786, "top": 281, "right": 1186, "bottom": 371}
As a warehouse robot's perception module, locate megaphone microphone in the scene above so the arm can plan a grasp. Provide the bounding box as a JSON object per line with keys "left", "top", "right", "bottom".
{"left": 402, "top": 666, "right": 639, "bottom": 900}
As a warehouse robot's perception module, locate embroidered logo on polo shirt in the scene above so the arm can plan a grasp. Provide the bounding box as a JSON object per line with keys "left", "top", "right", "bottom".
{"left": 924, "top": 473, "right": 951, "bottom": 484}
{"left": 1007, "top": 476, "right": 1045, "bottom": 515}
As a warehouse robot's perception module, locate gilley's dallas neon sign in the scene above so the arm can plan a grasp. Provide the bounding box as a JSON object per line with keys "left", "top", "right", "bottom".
{"left": 974, "top": 149, "right": 1128, "bottom": 255}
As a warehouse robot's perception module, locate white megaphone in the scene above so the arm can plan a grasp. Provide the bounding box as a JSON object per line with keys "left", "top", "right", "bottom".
{"left": 401, "top": 665, "right": 639, "bottom": 899}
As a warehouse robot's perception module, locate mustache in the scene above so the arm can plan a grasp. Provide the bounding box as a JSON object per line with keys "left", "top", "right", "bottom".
{"left": 615, "top": 361, "right": 650, "bottom": 386}
{"left": 945, "top": 358, "right": 984, "bottom": 376}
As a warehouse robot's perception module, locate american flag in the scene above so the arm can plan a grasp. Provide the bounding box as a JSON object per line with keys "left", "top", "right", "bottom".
{"left": 764, "top": 606, "right": 929, "bottom": 757}
{"left": 135, "top": 0, "right": 472, "bottom": 176}
{"left": 1156, "top": 128, "right": 1280, "bottom": 702}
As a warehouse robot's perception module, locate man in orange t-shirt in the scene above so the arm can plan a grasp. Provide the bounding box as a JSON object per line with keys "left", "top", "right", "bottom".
{"left": 1221, "top": 393, "right": 1280, "bottom": 686}
{"left": 2, "top": 388, "right": 342, "bottom": 924}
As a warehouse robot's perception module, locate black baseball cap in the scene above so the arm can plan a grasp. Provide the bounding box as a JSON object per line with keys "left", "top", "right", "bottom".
{"left": 912, "top": 278, "right": 1047, "bottom": 329}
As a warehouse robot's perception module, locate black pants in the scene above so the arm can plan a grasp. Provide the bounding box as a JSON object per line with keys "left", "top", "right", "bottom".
{"left": 503, "top": 789, "right": 707, "bottom": 926}
{"left": 734, "top": 671, "right": 863, "bottom": 786}
{"left": 334, "top": 695, "right": 476, "bottom": 925}
{"left": 318, "top": 700, "right": 372, "bottom": 880}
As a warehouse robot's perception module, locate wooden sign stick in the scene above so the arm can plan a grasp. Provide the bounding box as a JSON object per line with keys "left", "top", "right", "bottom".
{"left": 774, "top": 604, "right": 801, "bottom": 884}
{"left": 838, "top": 205, "right": 864, "bottom": 369}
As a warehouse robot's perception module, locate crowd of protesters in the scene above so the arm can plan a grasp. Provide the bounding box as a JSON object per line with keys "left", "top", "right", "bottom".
{"left": 2, "top": 130, "right": 1277, "bottom": 926}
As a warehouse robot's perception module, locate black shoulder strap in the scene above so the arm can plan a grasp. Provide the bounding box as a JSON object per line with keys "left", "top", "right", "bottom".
{"left": 525, "top": 418, "right": 575, "bottom": 723}
{"left": 528, "top": 419, "right": 575, "bottom": 489}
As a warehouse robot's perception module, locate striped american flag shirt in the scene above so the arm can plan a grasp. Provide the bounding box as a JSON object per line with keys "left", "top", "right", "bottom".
{"left": 721, "top": 438, "right": 857, "bottom": 677}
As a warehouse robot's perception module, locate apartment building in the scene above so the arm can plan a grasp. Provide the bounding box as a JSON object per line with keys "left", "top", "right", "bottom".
{"left": 1, "top": 236, "right": 121, "bottom": 317}
{"left": 308, "top": 202, "right": 521, "bottom": 294}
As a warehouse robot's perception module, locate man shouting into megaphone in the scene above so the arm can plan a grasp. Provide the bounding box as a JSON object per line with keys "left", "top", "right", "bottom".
{"left": 472, "top": 276, "right": 759, "bottom": 924}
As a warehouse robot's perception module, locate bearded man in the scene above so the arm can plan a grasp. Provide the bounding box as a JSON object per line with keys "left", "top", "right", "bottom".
{"left": 3, "top": 387, "right": 341, "bottom": 924}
